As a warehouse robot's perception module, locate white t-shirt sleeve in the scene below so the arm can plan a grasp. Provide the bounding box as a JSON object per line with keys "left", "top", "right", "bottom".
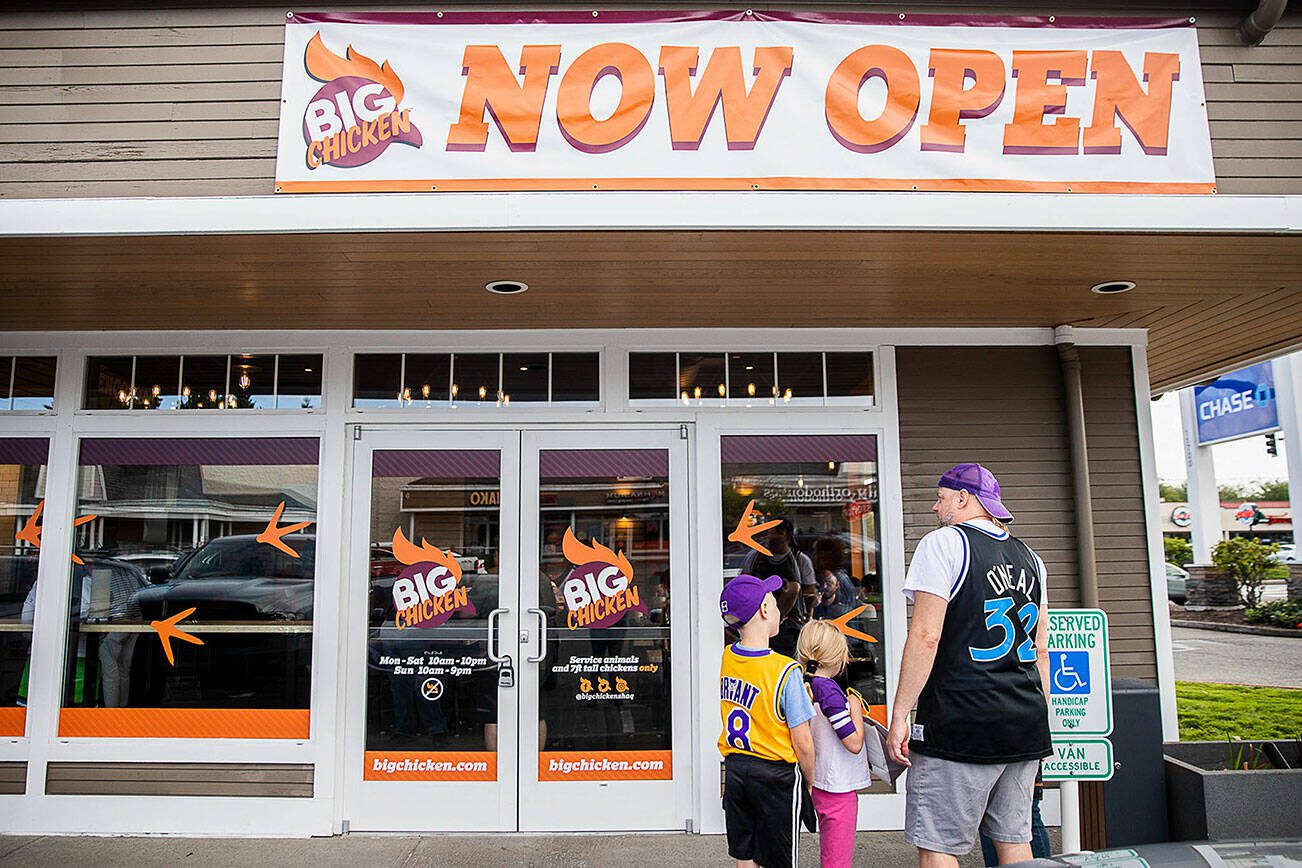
{"left": 1032, "top": 550, "right": 1048, "bottom": 611}
{"left": 903, "top": 527, "right": 969, "bottom": 602}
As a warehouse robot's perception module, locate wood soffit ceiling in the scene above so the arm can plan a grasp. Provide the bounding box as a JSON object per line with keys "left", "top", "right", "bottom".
{"left": 0, "top": 229, "right": 1298, "bottom": 393}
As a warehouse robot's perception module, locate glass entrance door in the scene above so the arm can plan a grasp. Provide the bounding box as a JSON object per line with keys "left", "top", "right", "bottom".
{"left": 345, "top": 430, "right": 521, "bottom": 831}
{"left": 344, "top": 428, "right": 688, "bottom": 832}
{"left": 518, "top": 429, "right": 689, "bottom": 831}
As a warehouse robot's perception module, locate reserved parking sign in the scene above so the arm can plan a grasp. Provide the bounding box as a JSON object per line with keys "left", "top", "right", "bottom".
{"left": 1047, "top": 609, "right": 1112, "bottom": 737}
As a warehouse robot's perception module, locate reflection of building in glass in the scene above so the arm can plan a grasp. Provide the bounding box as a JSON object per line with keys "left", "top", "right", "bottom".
{"left": 75, "top": 463, "right": 317, "bottom": 555}
{"left": 721, "top": 435, "right": 885, "bottom": 711}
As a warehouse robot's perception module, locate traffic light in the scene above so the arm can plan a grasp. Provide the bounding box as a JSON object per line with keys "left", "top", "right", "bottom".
{"left": 1266, "top": 433, "right": 1278, "bottom": 457}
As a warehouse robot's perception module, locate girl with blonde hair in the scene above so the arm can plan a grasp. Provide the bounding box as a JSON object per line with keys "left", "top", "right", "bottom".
{"left": 797, "top": 619, "right": 871, "bottom": 868}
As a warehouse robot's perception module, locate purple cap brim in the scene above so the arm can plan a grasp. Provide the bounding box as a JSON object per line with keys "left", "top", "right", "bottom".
{"left": 976, "top": 493, "right": 1014, "bottom": 522}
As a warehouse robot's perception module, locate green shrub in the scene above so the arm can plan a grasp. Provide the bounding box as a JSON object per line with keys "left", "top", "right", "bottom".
{"left": 1244, "top": 599, "right": 1302, "bottom": 630}
{"left": 1164, "top": 535, "right": 1192, "bottom": 567}
{"left": 1211, "top": 537, "right": 1280, "bottom": 608}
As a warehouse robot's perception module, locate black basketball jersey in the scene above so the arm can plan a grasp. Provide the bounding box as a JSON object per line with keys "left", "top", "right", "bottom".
{"left": 910, "top": 523, "right": 1052, "bottom": 764}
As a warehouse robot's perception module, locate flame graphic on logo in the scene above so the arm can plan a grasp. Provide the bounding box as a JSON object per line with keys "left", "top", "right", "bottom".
{"left": 304, "top": 31, "right": 404, "bottom": 104}
{"left": 391, "top": 528, "right": 462, "bottom": 582}
{"left": 562, "top": 527, "right": 633, "bottom": 581}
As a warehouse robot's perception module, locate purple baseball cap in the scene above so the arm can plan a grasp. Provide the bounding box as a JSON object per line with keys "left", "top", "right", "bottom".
{"left": 938, "top": 463, "right": 1014, "bottom": 522}
{"left": 720, "top": 574, "right": 784, "bottom": 626}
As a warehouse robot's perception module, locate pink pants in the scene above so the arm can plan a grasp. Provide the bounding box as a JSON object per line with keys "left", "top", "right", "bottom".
{"left": 810, "top": 786, "right": 858, "bottom": 868}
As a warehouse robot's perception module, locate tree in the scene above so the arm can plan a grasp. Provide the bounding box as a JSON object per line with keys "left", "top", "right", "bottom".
{"left": 1210, "top": 536, "right": 1279, "bottom": 609}
{"left": 1158, "top": 481, "right": 1188, "bottom": 502}
{"left": 1164, "top": 535, "right": 1193, "bottom": 567}
{"left": 1253, "top": 479, "right": 1289, "bottom": 502}
{"left": 1218, "top": 482, "right": 1252, "bottom": 502}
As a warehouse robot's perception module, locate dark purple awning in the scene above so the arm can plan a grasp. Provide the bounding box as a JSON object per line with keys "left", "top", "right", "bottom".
{"left": 79, "top": 437, "right": 320, "bottom": 466}
{"left": 539, "top": 449, "right": 668, "bottom": 479}
{"left": 372, "top": 449, "right": 500, "bottom": 478}
{"left": 0, "top": 438, "right": 49, "bottom": 466}
{"left": 720, "top": 435, "right": 877, "bottom": 464}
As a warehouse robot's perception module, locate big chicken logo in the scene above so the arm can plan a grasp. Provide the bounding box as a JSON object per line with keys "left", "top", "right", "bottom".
{"left": 390, "top": 529, "right": 474, "bottom": 629}
{"left": 301, "top": 32, "right": 422, "bottom": 170}
{"left": 560, "top": 528, "right": 648, "bottom": 630}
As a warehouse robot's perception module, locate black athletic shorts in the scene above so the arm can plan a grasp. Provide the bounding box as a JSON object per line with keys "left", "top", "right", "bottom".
{"left": 723, "top": 753, "right": 803, "bottom": 868}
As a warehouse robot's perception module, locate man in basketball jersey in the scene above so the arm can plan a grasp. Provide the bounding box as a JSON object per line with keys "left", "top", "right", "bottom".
{"left": 886, "top": 464, "right": 1052, "bottom": 867}
{"left": 719, "top": 573, "right": 816, "bottom": 868}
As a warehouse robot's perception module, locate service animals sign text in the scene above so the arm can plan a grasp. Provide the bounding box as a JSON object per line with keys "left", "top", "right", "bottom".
{"left": 276, "top": 11, "right": 1214, "bottom": 194}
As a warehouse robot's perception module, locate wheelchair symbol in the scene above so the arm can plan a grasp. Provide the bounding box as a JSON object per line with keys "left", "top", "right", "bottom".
{"left": 1051, "top": 651, "right": 1090, "bottom": 695}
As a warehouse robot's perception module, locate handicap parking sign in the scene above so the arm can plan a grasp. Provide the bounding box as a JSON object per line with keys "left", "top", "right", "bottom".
{"left": 1052, "top": 651, "right": 1091, "bottom": 695}
{"left": 1047, "top": 609, "right": 1111, "bottom": 737}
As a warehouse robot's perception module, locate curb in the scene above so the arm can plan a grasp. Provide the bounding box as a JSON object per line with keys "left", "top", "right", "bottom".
{"left": 1170, "top": 619, "right": 1302, "bottom": 639}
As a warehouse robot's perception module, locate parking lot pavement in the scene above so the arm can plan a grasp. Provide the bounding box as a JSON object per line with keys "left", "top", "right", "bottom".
{"left": 1171, "top": 626, "right": 1302, "bottom": 688}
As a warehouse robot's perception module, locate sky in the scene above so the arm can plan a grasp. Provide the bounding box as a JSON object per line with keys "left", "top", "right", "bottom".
{"left": 1150, "top": 391, "right": 1289, "bottom": 487}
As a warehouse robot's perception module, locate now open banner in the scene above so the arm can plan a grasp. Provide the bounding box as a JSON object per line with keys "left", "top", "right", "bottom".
{"left": 274, "top": 10, "right": 1215, "bottom": 194}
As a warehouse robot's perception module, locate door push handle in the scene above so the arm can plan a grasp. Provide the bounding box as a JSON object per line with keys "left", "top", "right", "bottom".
{"left": 486, "top": 607, "right": 510, "bottom": 664}
{"left": 526, "top": 607, "right": 547, "bottom": 663}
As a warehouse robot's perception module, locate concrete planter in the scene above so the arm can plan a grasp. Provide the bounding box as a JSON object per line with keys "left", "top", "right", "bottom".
{"left": 1164, "top": 741, "right": 1302, "bottom": 841}
{"left": 1183, "top": 566, "right": 1242, "bottom": 610}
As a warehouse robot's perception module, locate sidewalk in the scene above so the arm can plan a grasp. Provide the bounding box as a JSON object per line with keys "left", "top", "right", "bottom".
{"left": 0, "top": 831, "right": 1040, "bottom": 867}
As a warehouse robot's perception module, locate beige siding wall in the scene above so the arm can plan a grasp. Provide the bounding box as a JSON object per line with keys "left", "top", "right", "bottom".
{"left": 45, "top": 762, "right": 313, "bottom": 797}
{"left": 1080, "top": 346, "right": 1157, "bottom": 683}
{"left": 0, "top": 761, "right": 25, "bottom": 794}
{"left": 0, "top": 5, "right": 1297, "bottom": 198}
{"left": 896, "top": 344, "right": 1158, "bottom": 682}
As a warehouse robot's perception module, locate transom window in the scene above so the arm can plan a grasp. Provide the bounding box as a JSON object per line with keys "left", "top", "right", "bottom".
{"left": 84, "top": 354, "right": 323, "bottom": 410}
{"left": 352, "top": 352, "right": 600, "bottom": 408}
{"left": 628, "top": 351, "right": 873, "bottom": 406}
{"left": 0, "top": 356, "right": 57, "bottom": 412}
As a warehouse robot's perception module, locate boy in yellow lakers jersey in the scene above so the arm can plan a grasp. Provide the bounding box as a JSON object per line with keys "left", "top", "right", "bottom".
{"left": 719, "top": 574, "right": 816, "bottom": 868}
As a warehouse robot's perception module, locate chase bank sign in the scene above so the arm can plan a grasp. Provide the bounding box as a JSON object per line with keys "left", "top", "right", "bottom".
{"left": 1193, "top": 361, "right": 1280, "bottom": 446}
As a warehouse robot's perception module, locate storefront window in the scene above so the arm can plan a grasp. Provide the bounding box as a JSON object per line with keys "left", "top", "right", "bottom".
{"left": 58, "top": 437, "right": 319, "bottom": 739}
{"left": 83, "top": 354, "right": 323, "bottom": 410}
{"left": 0, "top": 357, "right": 57, "bottom": 412}
{"left": 721, "top": 434, "right": 885, "bottom": 718}
{"left": 0, "top": 438, "right": 49, "bottom": 737}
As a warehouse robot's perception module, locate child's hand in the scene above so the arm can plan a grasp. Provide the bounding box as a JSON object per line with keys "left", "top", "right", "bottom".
{"left": 846, "top": 690, "right": 864, "bottom": 716}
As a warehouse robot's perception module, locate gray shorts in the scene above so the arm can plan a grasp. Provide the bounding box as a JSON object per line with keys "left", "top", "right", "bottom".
{"left": 903, "top": 752, "right": 1038, "bottom": 856}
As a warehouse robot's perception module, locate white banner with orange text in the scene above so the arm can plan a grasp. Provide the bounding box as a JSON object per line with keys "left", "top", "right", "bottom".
{"left": 274, "top": 10, "right": 1215, "bottom": 194}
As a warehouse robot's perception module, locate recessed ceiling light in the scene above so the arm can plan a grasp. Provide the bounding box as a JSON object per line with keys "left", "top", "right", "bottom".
{"left": 1090, "top": 280, "right": 1136, "bottom": 295}
{"left": 486, "top": 280, "right": 528, "bottom": 295}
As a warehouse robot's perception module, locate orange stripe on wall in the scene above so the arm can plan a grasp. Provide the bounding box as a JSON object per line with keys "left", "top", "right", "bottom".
{"left": 0, "top": 707, "right": 25, "bottom": 737}
{"left": 363, "top": 750, "right": 497, "bottom": 781}
{"left": 276, "top": 177, "right": 1216, "bottom": 195}
{"left": 538, "top": 749, "right": 673, "bottom": 781}
{"left": 58, "top": 708, "right": 310, "bottom": 739}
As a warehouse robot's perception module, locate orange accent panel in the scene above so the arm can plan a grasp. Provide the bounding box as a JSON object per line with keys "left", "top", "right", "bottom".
{"left": 276, "top": 178, "right": 1216, "bottom": 195}
{"left": 867, "top": 704, "right": 888, "bottom": 727}
{"left": 363, "top": 750, "right": 497, "bottom": 781}
{"left": 538, "top": 749, "right": 672, "bottom": 781}
{"left": 58, "top": 708, "right": 310, "bottom": 739}
{"left": 0, "top": 707, "right": 26, "bottom": 737}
